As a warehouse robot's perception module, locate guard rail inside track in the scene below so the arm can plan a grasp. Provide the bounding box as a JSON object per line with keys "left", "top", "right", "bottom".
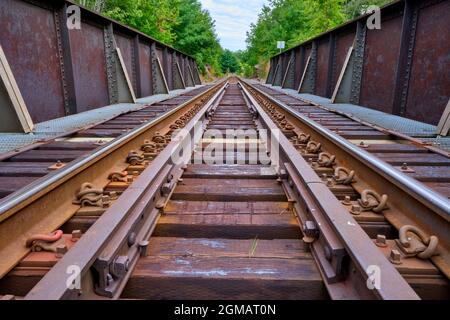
{"left": 0, "top": 77, "right": 448, "bottom": 300}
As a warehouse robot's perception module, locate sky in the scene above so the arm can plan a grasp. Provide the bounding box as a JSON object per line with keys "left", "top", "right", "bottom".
{"left": 199, "top": 0, "right": 268, "bottom": 51}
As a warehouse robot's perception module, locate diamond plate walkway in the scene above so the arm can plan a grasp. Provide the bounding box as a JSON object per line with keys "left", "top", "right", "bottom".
{"left": 0, "top": 86, "right": 204, "bottom": 154}
{"left": 255, "top": 82, "right": 450, "bottom": 152}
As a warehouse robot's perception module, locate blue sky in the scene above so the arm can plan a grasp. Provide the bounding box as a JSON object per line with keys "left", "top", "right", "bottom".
{"left": 199, "top": 0, "right": 268, "bottom": 51}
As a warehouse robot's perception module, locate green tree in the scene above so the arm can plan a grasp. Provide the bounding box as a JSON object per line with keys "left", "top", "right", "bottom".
{"left": 242, "top": 0, "right": 393, "bottom": 77}
{"left": 220, "top": 50, "right": 240, "bottom": 74}
{"left": 173, "top": 0, "right": 223, "bottom": 74}
{"left": 103, "top": 0, "right": 179, "bottom": 44}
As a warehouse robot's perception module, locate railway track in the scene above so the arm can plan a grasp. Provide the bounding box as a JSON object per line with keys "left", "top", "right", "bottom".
{"left": 0, "top": 84, "right": 216, "bottom": 280}
{"left": 0, "top": 86, "right": 210, "bottom": 199}
{"left": 0, "top": 78, "right": 448, "bottom": 300}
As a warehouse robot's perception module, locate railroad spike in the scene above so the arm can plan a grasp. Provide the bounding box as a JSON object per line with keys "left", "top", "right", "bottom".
{"left": 395, "top": 225, "right": 439, "bottom": 260}
{"left": 358, "top": 190, "right": 388, "bottom": 213}
{"left": 333, "top": 167, "right": 356, "bottom": 185}
{"left": 73, "top": 182, "right": 107, "bottom": 208}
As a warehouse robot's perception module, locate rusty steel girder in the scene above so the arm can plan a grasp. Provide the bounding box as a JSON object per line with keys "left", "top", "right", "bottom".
{"left": 267, "top": 0, "right": 450, "bottom": 126}
{"left": 0, "top": 0, "right": 202, "bottom": 124}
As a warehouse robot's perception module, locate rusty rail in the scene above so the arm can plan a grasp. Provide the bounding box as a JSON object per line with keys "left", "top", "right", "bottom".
{"left": 24, "top": 81, "right": 227, "bottom": 299}
{"left": 242, "top": 78, "right": 450, "bottom": 280}
{"left": 0, "top": 77, "right": 447, "bottom": 300}
{"left": 21, "top": 77, "right": 418, "bottom": 300}
{"left": 239, "top": 81, "right": 419, "bottom": 300}
{"left": 0, "top": 82, "right": 224, "bottom": 279}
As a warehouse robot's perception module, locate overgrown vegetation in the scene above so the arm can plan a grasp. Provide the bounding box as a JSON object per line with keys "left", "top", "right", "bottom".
{"left": 75, "top": 0, "right": 392, "bottom": 79}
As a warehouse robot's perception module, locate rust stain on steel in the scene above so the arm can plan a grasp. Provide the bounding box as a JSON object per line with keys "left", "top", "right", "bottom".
{"left": 406, "top": 1, "right": 450, "bottom": 125}
{"left": 0, "top": 0, "right": 65, "bottom": 123}
{"left": 360, "top": 16, "right": 402, "bottom": 114}
{"left": 166, "top": 52, "right": 173, "bottom": 90}
{"left": 332, "top": 29, "right": 356, "bottom": 94}
{"left": 69, "top": 22, "right": 110, "bottom": 112}
{"left": 294, "top": 47, "right": 303, "bottom": 89}
{"left": 270, "top": 0, "right": 449, "bottom": 127}
{"left": 156, "top": 48, "right": 164, "bottom": 65}
{"left": 114, "top": 32, "right": 136, "bottom": 95}
{"left": 138, "top": 42, "right": 152, "bottom": 97}
{"left": 303, "top": 46, "right": 312, "bottom": 78}
{"left": 315, "top": 38, "right": 330, "bottom": 97}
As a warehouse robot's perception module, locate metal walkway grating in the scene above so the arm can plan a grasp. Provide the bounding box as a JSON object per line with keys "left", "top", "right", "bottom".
{"left": 0, "top": 86, "right": 203, "bottom": 154}
{"left": 256, "top": 83, "right": 449, "bottom": 151}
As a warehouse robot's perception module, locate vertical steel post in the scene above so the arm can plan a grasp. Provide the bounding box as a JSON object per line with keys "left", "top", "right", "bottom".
{"left": 55, "top": 3, "right": 77, "bottom": 115}
{"left": 133, "top": 35, "right": 142, "bottom": 98}
{"left": 392, "top": 0, "right": 419, "bottom": 116}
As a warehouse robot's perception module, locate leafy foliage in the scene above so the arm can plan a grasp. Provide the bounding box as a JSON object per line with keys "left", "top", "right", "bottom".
{"left": 242, "top": 0, "right": 392, "bottom": 77}
{"left": 220, "top": 50, "right": 241, "bottom": 74}
{"left": 74, "top": 0, "right": 393, "bottom": 78}
{"left": 172, "top": 0, "right": 223, "bottom": 75}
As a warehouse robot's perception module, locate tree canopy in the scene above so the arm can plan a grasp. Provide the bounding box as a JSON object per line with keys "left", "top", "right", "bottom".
{"left": 74, "top": 0, "right": 392, "bottom": 79}
{"left": 220, "top": 50, "right": 241, "bottom": 74}
{"left": 242, "top": 0, "right": 392, "bottom": 77}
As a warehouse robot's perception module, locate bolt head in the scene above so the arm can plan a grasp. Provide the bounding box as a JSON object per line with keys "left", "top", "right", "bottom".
{"left": 376, "top": 235, "right": 387, "bottom": 247}
{"left": 55, "top": 245, "right": 68, "bottom": 258}
{"left": 139, "top": 240, "right": 150, "bottom": 248}
{"left": 350, "top": 204, "right": 362, "bottom": 215}
{"left": 71, "top": 230, "right": 82, "bottom": 242}
{"left": 106, "top": 273, "right": 114, "bottom": 286}
{"left": 326, "top": 178, "right": 334, "bottom": 187}
{"left": 343, "top": 196, "right": 352, "bottom": 205}
{"left": 303, "top": 221, "right": 318, "bottom": 238}
{"left": 127, "top": 232, "right": 137, "bottom": 247}
{"left": 389, "top": 249, "right": 402, "bottom": 265}
{"left": 139, "top": 240, "right": 150, "bottom": 257}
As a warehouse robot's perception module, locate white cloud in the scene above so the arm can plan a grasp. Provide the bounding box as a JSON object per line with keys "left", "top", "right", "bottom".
{"left": 200, "top": 0, "right": 267, "bottom": 51}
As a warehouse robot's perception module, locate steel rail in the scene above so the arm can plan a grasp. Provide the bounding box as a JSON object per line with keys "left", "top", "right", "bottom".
{"left": 25, "top": 81, "right": 228, "bottom": 300}
{"left": 0, "top": 84, "right": 221, "bottom": 223}
{"left": 242, "top": 80, "right": 450, "bottom": 221}
{"left": 239, "top": 80, "right": 419, "bottom": 300}
{"left": 261, "top": 84, "right": 450, "bottom": 159}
